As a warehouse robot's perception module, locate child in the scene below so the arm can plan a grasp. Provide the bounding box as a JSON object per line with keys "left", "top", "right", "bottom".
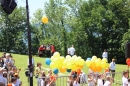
{"left": 104, "top": 76, "right": 113, "bottom": 86}
{"left": 122, "top": 71, "right": 129, "bottom": 86}
{"left": 87, "top": 74, "right": 96, "bottom": 86}
{"left": 73, "top": 74, "right": 80, "bottom": 86}
{"left": 97, "top": 74, "right": 103, "bottom": 86}
{"left": 3, "top": 71, "right": 8, "bottom": 86}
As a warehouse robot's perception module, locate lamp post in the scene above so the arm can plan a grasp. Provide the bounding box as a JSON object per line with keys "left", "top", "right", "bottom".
{"left": 26, "top": 0, "right": 33, "bottom": 86}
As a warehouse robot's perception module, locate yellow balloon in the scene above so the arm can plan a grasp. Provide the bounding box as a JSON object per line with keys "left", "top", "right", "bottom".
{"left": 51, "top": 56, "right": 55, "bottom": 61}
{"left": 66, "top": 63, "right": 72, "bottom": 69}
{"left": 53, "top": 52, "right": 60, "bottom": 58}
{"left": 79, "top": 59, "right": 85, "bottom": 66}
{"left": 74, "top": 57, "right": 80, "bottom": 65}
{"left": 86, "top": 60, "right": 91, "bottom": 67}
{"left": 53, "top": 58, "right": 60, "bottom": 63}
{"left": 50, "top": 62, "right": 57, "bottom": 69}
{"left": 71, "top": 65, "right": 77, "bottom": 71}
{"left": 42, "top": 16, "right": 48, "bottom": 24}
{"left": 66, "top": 55, "right": 71, "bottom": 59}
{"left": 60, "top": 56, "right": 65, "bottom": 62}
{"left": 92, "top": 56, "right": 97, "bottom": 60}
{"left": 102, "top": 58, "right": 107, "bottom": 63}
{"left": 101, "top": 62, "right": 106, "bottom": 68}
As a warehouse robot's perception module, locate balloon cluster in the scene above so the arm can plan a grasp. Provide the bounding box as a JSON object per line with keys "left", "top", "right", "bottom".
{"left": 126, "top": 58, "right": 130, "bottom": 66}
{"left": 86, "top": 56, "right": 109, "bottom": 72}
{"left": 45, "top": 52, "right": 85, "bottom": 74}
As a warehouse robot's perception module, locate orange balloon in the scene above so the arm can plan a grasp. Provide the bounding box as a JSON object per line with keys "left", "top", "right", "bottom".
{"left": 42, "top": 16, "right": 48, "bottom": 24}
{"left": 60, "top": 67, "right": 66, "bottom": 73}
{"left": 7, "top": 84, "right": 12, "bottom": 86}
{"left": 77, "top": 68, "right": 81, "bottom": 75}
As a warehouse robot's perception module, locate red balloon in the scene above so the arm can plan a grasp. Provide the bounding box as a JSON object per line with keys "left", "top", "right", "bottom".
{"left": 126, "top": 58, "right": 130, "bottom": 66}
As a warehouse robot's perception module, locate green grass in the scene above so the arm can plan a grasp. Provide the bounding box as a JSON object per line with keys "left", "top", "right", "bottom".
{"left": 0, "top": 52, "right": 128, "bottom": 86}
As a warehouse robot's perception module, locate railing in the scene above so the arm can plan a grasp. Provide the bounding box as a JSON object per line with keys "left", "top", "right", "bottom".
{"left": 37, "top": 72, "right": 127, "bottom": 86}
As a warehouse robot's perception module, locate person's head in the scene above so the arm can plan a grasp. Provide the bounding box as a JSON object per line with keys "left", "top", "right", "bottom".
{"left": 45, "top": 78, "right": 51, "bottom": 85}
{"left": 11, "top": 77, "right": 17, "bottom": 84}
{"left": 12, "top": 67, "right": 17, "bottom": 73}
{"left": 104, "top": 49, "right": 106, "bottom": 52}
{"left": 6, "top": 53, "right": 11, "bottom": 59}
{"left": 88, "top": 74, "right": 92, "bottom": 78}
{"left": 73, "top": 75, "right": 77, "bottom": 80}
{"left": 112, "top": 59, "right": 115, "bottom": 62}
{"left": 98, "top": 74, "right": 102, "bottom": 79}
{"left": 14, "top": 73, "right": 19, "bottom": 79}
{"left": 3, "top": 71, "right": 7, "bottom": 78}
{"left": 123, "top": 71, "right": 128, "bottom": 78}
{"left": 72, "top": 44, "right": 74, "bottom": 47}
{"left": 37, "top": 62, "right": 41, "bottom": 67}
{"left": 48, "top": 70, "right": 52, "bottom": 75}
{"left": 106, "top": 76, "right": 112, "bottom": 81}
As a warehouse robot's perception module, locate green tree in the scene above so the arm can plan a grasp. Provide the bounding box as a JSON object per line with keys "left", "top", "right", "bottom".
{"left": 0, "top": 7, "right": 27, "bottom": 53}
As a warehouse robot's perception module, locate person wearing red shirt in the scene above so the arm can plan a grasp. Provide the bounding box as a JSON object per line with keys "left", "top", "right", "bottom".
{"left": 38, "top": 45, "right": 45, "bottom": 57}
{"left": 50, "top": 44, "right": 56, "bottom": 56}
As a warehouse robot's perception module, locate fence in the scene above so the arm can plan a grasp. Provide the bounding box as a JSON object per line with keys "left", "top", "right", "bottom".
{"left": 37, "top": 72, "right": 126, "bottom": 86}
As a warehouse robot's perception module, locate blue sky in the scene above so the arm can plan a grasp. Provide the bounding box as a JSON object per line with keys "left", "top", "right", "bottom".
{"left": 17, "top": 0, "right": 48, "bottom": 17}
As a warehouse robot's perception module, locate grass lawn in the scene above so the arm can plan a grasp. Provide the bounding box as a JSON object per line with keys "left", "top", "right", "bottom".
{"left": 0, "top": 52, "right": 128, "bottom": 86}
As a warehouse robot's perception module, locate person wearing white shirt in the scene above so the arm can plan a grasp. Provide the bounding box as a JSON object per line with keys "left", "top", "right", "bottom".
{"left": 97, "top": 74, "right": 103, "bottom": 86}
{"left": 0, "top": 67, "right": 6, "bottom": 84}
{"left": 109, "top": 59, "right": 116, "bottom": 81}
{"left": 102, "top": 49, "right": 108, "bottom": 60}
{"left": 87, "top": 74, "right": 95, "bottom": 86}
{"left": 67, "top": 46, "right": 70, "bottom": 55}
{"left": 69, "top": 45, "right": 75, "bottom": 56}
{"left": 122, "top": 71, "right": 129, "bottom": 86}
{"left": 104, "top": 76, "right": 113, "bottom": 86}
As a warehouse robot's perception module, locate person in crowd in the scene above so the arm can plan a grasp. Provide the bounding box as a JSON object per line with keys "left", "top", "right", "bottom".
{"left": 73, "top": 74, "right": 80, "bottom": 86}
{"left": 11, "top": 77, "right": 17, "bottom": 86}
{"left": 35, "top": 62, "right": 43, "bottom": 78}
{"left": 69, "top": 45, "right": 75, "bottom": 57}
{"left": 50, "top": 44, "right": 56, "bottom": 56}
{"left": 87, "top": 73, "right": 96, "bottom": 86}
{"left": 0, "top": 58, "right": 4, "bottom": 67}
{"left": 109, "top": 59, "right": 116, "bottom": 82}
{"left": 14, "top": 73, "right": 21, "bottom": 86}
{"left": 97, "top": 74, "right": 103, "bottom": 86}
{"left": 4, "top": 53, "right": 13, "bottom": 68}
{"left": 0, "top": 67, "right": 6, "bottom": 84}
{"left": 122, "top": 71, "right": 129, "bottom": 86}
{"left": 46, "top": 44, "right": 51, "bottom": 58}
{"left": 67, "top": 46, "right": 70, "bottom": 55}
{"left": 38, "top": 71, "right": 46, "bottom": 86}
{"left": 80, "top": 71, "right": 87, "bottom": 84}
{"left": 67, "top": 74, "right": 73, "bottom": 86}
{"left": 38, "top": 44, "right": 45, "bottom": 57}
{"left": 9, "top": 54, "right": 15, "bottom": 66}
{"left": 104, "top": 68, "right": 110, "bottom": 77}
{"left": 44, "top": 77, "right": 55, "bottom": 86}
{"left": 102, "top": 49, "right": 108, "bottom": 60}
{"left": 104, "top": 76, "right": 113, "bottom": 86}
{"left": 3, "top": 71, "right": 8, "bottom": 86}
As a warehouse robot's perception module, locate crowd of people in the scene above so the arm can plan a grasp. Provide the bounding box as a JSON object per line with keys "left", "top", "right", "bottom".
{"left": 0, "top": 52, "right": 22, "bottom": 86}
{"left": 38, "top": 44, "right": 56, "bottom": 58}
